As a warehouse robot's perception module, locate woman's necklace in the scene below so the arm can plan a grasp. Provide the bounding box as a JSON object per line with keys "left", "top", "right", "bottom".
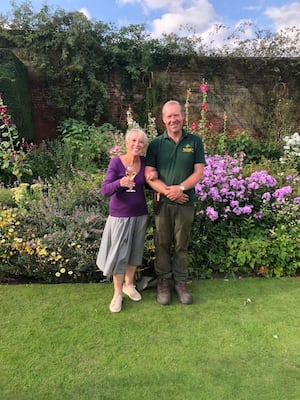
{"left": 122, "top": 155, "right": 140, "bottom": 170}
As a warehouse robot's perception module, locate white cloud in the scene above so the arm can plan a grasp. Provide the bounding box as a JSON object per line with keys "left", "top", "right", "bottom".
{"left": 150, "top": 0, "right": 216, "bottom": 37}
{"left": 118, "top": 0, "right": 300, "bottom": 49}
{"left": 79, "top": 7, "right": 91, "bottom": 20}
{"left": 265, "top": 1, "right": 300, "bottom": 30}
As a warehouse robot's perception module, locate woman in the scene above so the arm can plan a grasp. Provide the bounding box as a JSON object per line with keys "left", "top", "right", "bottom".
{"left": 97, "top": 127, "right": 154, "bottom": 313}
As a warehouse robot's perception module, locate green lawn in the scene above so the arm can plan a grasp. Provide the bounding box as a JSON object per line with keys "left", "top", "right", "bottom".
{"left": 0, "top": 278, "right": 299, "bottom": 400}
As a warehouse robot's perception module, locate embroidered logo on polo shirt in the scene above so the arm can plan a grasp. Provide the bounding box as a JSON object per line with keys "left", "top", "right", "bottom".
{"left": 182, "top": 144, "right": 194, "bottom": 153}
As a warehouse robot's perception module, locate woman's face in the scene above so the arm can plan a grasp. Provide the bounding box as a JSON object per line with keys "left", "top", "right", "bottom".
{"left": 126, "top": 134, "right": 147, "bottom": 155}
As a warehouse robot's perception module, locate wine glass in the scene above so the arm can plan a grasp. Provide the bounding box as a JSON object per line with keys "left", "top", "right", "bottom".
{"left": 125, "top": 166, "right": 136, "bottom": 192}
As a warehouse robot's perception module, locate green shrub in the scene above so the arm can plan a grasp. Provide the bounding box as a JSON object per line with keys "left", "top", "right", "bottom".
{"left": 0, "top": 172, "right": 107, "bottom": 282}
{"left": 24, "top": 120, "right": 121, "bottom": 183}
{"left": 0, "top": 186, "right": 16, "bottom": 206}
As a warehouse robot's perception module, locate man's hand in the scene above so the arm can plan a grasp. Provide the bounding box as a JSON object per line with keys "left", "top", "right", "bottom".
{"left": 165, "top": 185, "right": 189, "bottom": 204}
{"left": 174, "top": 192, "right": 189, "bottom": 204}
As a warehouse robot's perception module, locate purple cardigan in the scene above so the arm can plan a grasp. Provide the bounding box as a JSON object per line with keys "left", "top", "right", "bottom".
{"left": 101, "top": 156, "right": 148, "bottom": 217}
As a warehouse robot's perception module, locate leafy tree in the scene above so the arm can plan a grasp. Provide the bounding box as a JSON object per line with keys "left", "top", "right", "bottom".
{"left": 0, "top": 1, "right": 299, "bottom": 127}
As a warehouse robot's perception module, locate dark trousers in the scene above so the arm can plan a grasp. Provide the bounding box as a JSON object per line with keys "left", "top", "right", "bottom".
{"left": 154, "top": 203, "right": 195, "bottom": 283}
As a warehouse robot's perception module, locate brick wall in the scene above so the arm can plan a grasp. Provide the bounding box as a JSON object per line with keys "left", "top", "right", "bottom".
{"left": 105, "top": 57, "right": 300, "bottom": 137}
{"left": 27, "top": 56, "right": 300, "bottom": 141}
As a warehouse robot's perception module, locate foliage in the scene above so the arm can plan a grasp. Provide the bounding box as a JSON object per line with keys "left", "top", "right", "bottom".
{"left": 5, "top": 4, "right": 112, "bottom": 124}
{"left": 23, "top": 120, "right": 120, "bottom": 183}
{"left": 0, "top": 83, "right": 299, "bottom": 282}
{"left": 0, "top": 171, "right": 107, "bottom": 283}
{"left": 1, "top": 2, "right": 300, "bottom": 129}
{"left": 190, "top": 153, "right": 300, "bottom": 278}
{"left": 58, "top": 119, "right": 118, "bottom": 171}
{"left": 0, "top": 48, "right": 35, "bottom": 140}
{"left": 0, "top": 92, "right": 32, "bottom": 185}
{"left": 205, "top": 22, "right": 300, "bottom": 57}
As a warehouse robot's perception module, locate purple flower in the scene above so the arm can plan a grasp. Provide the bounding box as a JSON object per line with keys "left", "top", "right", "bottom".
{"left": 273, "top": 186, "right": 292, "bottom": 203}
{"left": 208, "top": 187, "right": 220, "bottom": 201}
{"left": 232, "top": 207, "right": 243, "bottom": 215}
{"left": 240, "top": 205, "right": 253, "bottom": 214}
{"left": 206, "top": 206, "right": 219, "bottom": 221}
{"left": 230, "top": 200, "right": 239, "bottom": 208}
{"left": 248, "top": 181, "right": 259, "bottom": 190}
{"left": 247, "top": 170, "right": 277, "bottom": 187}
{"left": 254, "top": 211, "right": 264, "bottom": 219}
{"left": 262, "top": 192, "right": 271, "bottom": 202}
{"left": 195, "top": 154, "right": 296, "bottom": 225}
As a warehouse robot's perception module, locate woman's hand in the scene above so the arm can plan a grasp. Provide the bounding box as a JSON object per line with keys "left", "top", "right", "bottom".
{"left": 120, "top": 177, "right": 135, "bottom": 190}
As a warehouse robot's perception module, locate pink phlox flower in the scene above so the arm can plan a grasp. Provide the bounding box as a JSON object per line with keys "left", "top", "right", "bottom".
{"left": 231, "top": 167, "right": 242, "bottom": 174}
{"left": 262, "top": 192, "right": 271, "bottom": 202}
{"left": 240, "top": 205, "right": 253, "bottom": 214}
{"left": 235, "top": 190, "right": 246, "bottom": 200}
{"left": 230, "top": 200, "right": 239, "bottom": 208}
{"left": 293, "top": 197, "right": 300, "bottom": 204}
{"left": 254, "top": 211, "right": 264, "bottom": 219}
{"left": 206, "top": 206, "right": 218, "bottom": 221}
{"left": 208, "top": 187, "right": 221, "bottom": 201}
{"left": 221, "top": 189, "right": 235, "bottom": 200}
{"left": 232, "top": 205, "right": 253, "bottom": 215}
{"left": 201, "top": 103, "right": 208, "bottom": 112}
{"left": 247, "top": 181, "right": 260, "bottom": 190}
{"left": 232, "top": 207, "right": 242, "bottom": 215}
{"left": 247, "top": 170, "right": 277, "bottom": 187}
{"left": 272, "top": 186, "right": 292, "bottom": 203}
{"left": 230, "top": 178, "right": 244, "bottom": 190}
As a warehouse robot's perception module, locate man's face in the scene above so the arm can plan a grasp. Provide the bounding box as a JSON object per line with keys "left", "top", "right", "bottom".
{"left": 162, "top": 103, "right": 184, "bottom": 135}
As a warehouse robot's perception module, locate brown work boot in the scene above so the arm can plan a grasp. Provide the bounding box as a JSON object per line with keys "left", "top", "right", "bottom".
{"left": 175, "top": 282, "right": 193, "bottom": 304}
{"left": 157, "top": 278, "right": 171, "bottom": 305}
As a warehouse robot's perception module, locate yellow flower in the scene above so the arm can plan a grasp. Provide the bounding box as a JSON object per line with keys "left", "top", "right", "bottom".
{"left": 55, "top": 272, "right": 61, "bottom": 277}
{"left": 60, "top": 268, "right": 66, "bottom": 273}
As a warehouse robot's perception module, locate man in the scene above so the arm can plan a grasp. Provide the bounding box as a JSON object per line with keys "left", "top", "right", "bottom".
{"left": 145, "top": 100, "right": 205, "bottom": 305}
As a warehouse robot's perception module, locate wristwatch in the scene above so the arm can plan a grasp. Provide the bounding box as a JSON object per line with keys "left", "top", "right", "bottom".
{"left": 179, "top": 185, "right": 185, "bottom": 192}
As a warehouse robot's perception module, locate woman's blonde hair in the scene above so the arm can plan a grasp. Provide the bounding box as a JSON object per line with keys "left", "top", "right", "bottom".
{"left": 125, "top": 127, "right": 148, "bottom": 145}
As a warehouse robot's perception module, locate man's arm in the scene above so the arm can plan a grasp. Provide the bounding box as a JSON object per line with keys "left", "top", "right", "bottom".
{"left": 179, "top": 163, "right": 204, "bottom": 190}
{"left": 145, "top": 166, "right": 168, "bottom": 193}
{"left": 165, "top": 163, "right": 204, "bottom": 202}
{"left": 145, "top": 166, "right": 189, "bottom": 204}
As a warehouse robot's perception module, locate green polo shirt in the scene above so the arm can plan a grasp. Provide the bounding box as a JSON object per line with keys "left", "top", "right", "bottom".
{"left": 145, "top": 130, "right": 205, "bottom": 206}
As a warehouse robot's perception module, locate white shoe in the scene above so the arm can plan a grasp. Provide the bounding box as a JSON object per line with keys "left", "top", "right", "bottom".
{"left": 122, "top": 285, "right": 142, "bottom": 301}
{"left": 109, "top": 294, "right": 122, "bottom": 312}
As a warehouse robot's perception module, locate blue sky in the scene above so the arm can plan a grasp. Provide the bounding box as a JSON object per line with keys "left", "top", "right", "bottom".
{"left": 1, "top": 0, "right": 300, "bottom": 40}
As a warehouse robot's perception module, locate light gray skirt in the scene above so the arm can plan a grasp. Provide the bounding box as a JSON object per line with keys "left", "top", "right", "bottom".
{"left": 96, "top": 215, "right": 148, "bottom": 277}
